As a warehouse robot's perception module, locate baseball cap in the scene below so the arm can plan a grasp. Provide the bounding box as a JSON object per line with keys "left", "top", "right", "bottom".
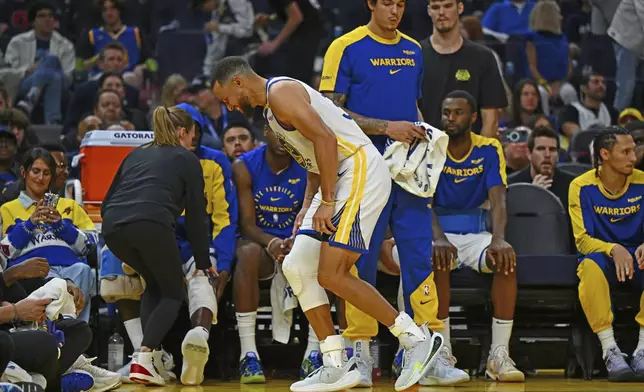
{"left": 185, "top": 75, "right": 212, "bottom": 95}
{"left": 0, "top": 124, "right": 17, "bottom": 143}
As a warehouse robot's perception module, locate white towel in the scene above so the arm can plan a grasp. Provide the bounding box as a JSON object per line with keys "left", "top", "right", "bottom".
{"left": 26, "top": 278, "right": 77, "bottom": 319}
{"left": 270, "top": 263, "right": 298, "bottom": 344}
{"left": 383, "top": 122, "right": 449, "bottom": 198}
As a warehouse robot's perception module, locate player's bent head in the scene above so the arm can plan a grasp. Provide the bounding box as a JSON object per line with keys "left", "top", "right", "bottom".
{"left": 593, "top": 126, "right": 637, "bottom": 176}
{"left": 212, "top": 56, "right": 256, "bottom": 118}
{"left": 441, "top": 90, "right": 477, "bottom": 137}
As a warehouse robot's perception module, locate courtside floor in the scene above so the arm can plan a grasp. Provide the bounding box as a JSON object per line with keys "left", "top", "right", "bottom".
{"left": 116, "top": 376, "right": 644, "bottom": 392}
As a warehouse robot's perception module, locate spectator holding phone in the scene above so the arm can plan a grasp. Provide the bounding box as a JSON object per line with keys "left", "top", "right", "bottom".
{"left": 501, "top": 126, "right": 531, "bottom": 175}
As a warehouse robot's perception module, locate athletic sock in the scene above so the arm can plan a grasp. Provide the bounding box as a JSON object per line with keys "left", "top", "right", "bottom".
{"left": 598, "top": 328, "right": 617, "bottom": 358}
{"left": 491, "top": 318, "right": 513, "bottom": 354}
{"left": 124, "top": 318, "right": 143, "bottom": 351}
{"left": 353, "top": 339, "right": 371, "bottom": 361}
{"left": 435, "top": 317, "right": 451, "bottom": 351}
{"left": 236, "top": 312, "right": 259, "bottom": 361}
{"left": 304, "top": 324, "right": 320, "bottom": 358}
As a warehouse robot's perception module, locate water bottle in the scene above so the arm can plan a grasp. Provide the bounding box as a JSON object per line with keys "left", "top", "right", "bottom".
{"left": 107, "top": 332, "right": 124, "bottom": 371}
{"left": 369, "top": 337, "right": 381, "bottom": 380}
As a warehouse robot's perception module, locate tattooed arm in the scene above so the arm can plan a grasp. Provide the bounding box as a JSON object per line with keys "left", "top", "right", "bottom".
{"left": 322, "top": 91, "right": 389, "bottom": 135}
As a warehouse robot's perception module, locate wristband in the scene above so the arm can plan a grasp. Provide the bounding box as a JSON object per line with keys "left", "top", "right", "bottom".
{"left": 266, "top": 237, "right": 280, "bottom": 251}
{"left": 320, "top": 199, "right": 336, "bottom": 206}
{"left": 11, "top": 303, "right": 18, "bottom": 322}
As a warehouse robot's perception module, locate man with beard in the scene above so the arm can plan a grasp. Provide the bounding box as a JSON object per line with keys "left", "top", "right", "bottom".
{"left": 420, "top": 0, "right": 507, "bottom": 138}
{"left": 570, "top": 127, "right": 644, "bottom": 381}
{"left": 625, "top": 121, "right": 644, "bottom": 171}
{"left": 508, "top": 126, "right": 575, "bottom": 207}
{"left": 232, "top": 124, "right": 312, "bottom": 383}
{"left": 0, "top": 126, "right": 19, "bottom": 193}
{"left": 319, "top": 1, "right": 440, "bottom": 386}
{"left": 222, "top": 122, "right": 257, "bottom": 161}
{"left": 430, "top": 90, "right": 523, "bottom": 384}
{"left": 212, "top": 56, "right": 442, "bottom": 392}
{"left": 558, "top": 72, "right": 618, "bottom": 140}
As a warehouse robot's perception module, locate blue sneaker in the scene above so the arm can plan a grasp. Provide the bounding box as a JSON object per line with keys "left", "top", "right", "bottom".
{"left": 0, "top": 383, "right": 23, "bottom": 392}
{"left": 61, "top": 370, "right": 94, "bottom": 392}
{"left": 239, "top": 353, "right": 265, "bottom": 384}
{"left": 605, "top": 346, "right": 636, "bottom": 382}
{"left": 300, "top": 350, "right": 323, "bottom": 379}
{"left": 392, "top": 348, "right": 403, "bottom": 379}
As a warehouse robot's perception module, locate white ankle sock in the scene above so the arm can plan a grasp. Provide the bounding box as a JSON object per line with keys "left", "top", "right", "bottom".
{"left": 635, "top": 328, "right": 644, "bottom": 356}
{"left": 491, "top": 318, "right": 513, "bottom": 353}
{"left": 353, "top": 339, "right": 371, "bottom": 360}
{"left": 304, "top": 324, "right": 320, "bottom": 358}
{"left": 435, "top": 318, "right": 451, "bottom": 351}
{"left": 598, "top": 328, "right": 617, "bottom": 357}
{"left": 236, "top": 312, "right": 259, "bottom": 360}
{"left": 320, "top": 335, "right": 344, "bottom": 368}
{"left": 124, "top": 318, "right": 143, "bottom": 350}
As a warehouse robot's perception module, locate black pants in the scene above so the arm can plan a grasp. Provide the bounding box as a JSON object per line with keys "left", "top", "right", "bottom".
{"left": 0, "top": 331, "right": 13, "bottom": 375}
{"left": 7, "top": 318, "right": 92, "bottom": 392}
{"left": 104, "top": 221, "right": 185, "bottom": 349}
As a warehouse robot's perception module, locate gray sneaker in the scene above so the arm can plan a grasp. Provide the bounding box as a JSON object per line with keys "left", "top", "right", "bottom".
{"left": 605, "top": 346, "right": 636, "bottom": 382}
{"left": 630, "top": 350, "right": 644, "bottom": 381}
{"left": 289, "top": 357, "right": 360, "bottom": 392}
{"left": 355, "top": 356, "right": 373, "bottom": 387}
{"left": 394, "top": 325, "right": 444, "bottom": 391}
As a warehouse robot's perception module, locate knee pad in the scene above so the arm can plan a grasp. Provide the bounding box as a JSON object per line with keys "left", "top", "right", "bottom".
{"left": 100, "top": 275, "right": 145, "bottom": 303}
{"left": 186, "top": 273, "right": 217, "bottom": 324}
{"left": 281, "top": 235, "right": 328, "bottom": 312}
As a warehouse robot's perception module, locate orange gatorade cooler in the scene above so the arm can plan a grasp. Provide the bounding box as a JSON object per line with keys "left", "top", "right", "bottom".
{"left": 78, "top": 130, "right": 153, "bottom": 211}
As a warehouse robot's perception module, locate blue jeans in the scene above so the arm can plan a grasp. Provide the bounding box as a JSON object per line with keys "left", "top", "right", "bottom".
{"left": 613, "top": 42, "right": 640, "bottom": 112}
{"left": 48, "top": 263, "right": 96, "bottom": 322}
{"left": 18, "top": 53, "right": 64, "bottom": 123}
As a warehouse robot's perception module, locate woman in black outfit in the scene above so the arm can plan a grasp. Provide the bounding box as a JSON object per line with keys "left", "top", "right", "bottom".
{"left": 101, "top": 106, "right": 212, "bottom": 386}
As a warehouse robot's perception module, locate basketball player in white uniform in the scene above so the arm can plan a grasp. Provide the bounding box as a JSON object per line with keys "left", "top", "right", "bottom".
{"left": 212, "top": 56, "right": 443, "bottom": 392}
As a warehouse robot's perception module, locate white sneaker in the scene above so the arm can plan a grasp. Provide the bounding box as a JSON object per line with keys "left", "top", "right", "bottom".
{"left": 485, "top": 346, "right": 525, "bottom": 382}
{"left": 68, "top": 356, "right": 121, "bottom": 392}
{"left": 2, "top": 363, "right": 32, "bottom": 384}
{"left": 181, "top": 327, "right": 210, "bottom": 385}
{"left": 290, "top": 357, "right": 361, "bottom": 392}
{"left": 129, "top": 351, "right": 165, "bottom": 386}
{"left": 395, "top": 324, "right": 444, "bottom": 391}
{"left": 419, "top": 346, "right": 470, "bottom": 385}
{"left": 27, "top": 374, "right": 47, "bottom": 390}
{"left": 161, "top": 350, "right": 177, "bottom": 381}
{"left": 354, "top": 356, "right": 373, "bottom": 387}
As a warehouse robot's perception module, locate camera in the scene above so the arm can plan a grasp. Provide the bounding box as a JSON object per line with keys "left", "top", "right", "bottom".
{"left": 501, "top": 127, "right": 530, "bottom": 144}
{"left": 44, "top": 192, "right": 59, "bottom": 209}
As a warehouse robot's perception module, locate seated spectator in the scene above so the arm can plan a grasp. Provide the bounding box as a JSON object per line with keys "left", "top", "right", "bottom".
{"left": 222, "top": 122, "right": 257, "bottom": 160}
{"left": 0, "top": 126, "right": 19, "bottom": 193}
{"left": 96, "top": 73, "right": 146, "bottom": 129}
{"left": 232, "top": 124, "right": 316, "bottom": 382}
{"left": 0, "top": 87, "right": 9, "bottom": 110}
{"left": 508, "top": 126, "right": 575, "bottom": 207}
{"left": 426, "top": 91, "right": 523, "bottom": 383}
{"left": 72, "top": 89, "right": 134, "bottom": 149}
{"left": 481, "top": 0, "right": 535, "bottom": 44}
{"left": 0, "top": 148, "right": 98, "bottom": 322}
{"left": 626, "top": 121, "right": 644, "bottom": 171}
{"left": 558, "top": 72, "right": 617, "bottom": 145}
{"left": 0, "top": 263, "right": 94, "bottom": 392}
{"left": 63, "top": 42, "right": 142, "bottom": 145}
{"left": 527, "top": 113, "right": 553, "bottom": 130}
{"left": 4, "top": 2, "right": 75, "bottom": 124}
{"left": 501, "top": 126, "right": 530, "bottom": 175}
{"left": 504, "top": 79, "right": 548, "bottom": 128}
{"left": 76, "top": 0, "right": 156, "bottom": 86}
{"left": 618, "top": 108, "right": 644, "bottom": 127}
{"left": 570, "top": 127, "right": 644, "bottom": 382}
{"left": 525, "top": 0, "right": 577, "bottom": 114}
{"left": 161, "top": 74, "right": 187, "bottom": 108}
{"left": 0, "top": 108, "right": 39, "bottom": 164}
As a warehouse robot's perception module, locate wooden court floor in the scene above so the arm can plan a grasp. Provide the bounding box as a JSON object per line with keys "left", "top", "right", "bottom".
{"left": 116, "top": 376, "right": 644, "bottom": 392}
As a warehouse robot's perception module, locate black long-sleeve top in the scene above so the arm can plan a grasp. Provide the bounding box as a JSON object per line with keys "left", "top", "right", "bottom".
{"left": 101, "top": 144, "right": 211, "bottom": 270}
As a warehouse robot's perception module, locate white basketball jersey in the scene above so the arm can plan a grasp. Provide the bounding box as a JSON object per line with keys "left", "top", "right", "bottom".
{"left": 263, "top": 77, "right": 371, "bottom": 174}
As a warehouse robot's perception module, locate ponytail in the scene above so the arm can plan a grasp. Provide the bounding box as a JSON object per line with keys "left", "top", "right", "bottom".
{"left": 151, "top": 106, "right": 194, "bottom": 147}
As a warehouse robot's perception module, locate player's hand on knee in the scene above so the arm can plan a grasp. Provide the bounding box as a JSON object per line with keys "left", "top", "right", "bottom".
{"left": 611, "top": 245, "right": 634, "bottom": 282}
{"left": 281, "top": 236, "right": 295, "bottom": 256}
{"left": 65, "top": 280, "right": 85, "bottom": 313}
{"left": 267, "top": 238, "right": 287, "bottom": 262}
{"left": 432, "top": 238, "right": 457, "bottom": 272}
{"left": 487, "top": 238, "right": 516, "bottom": 275}
{"left": 385, "top": 121, "right": 426, "bottom": 144}
{"left": 636, "top": 244, "right": 644, "bottom": 270}
{"left": 313, "top": 204, "right": 336, "bottom": 235}
{"left": 293, "top": 208, "right": 308, "bottom": 237}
